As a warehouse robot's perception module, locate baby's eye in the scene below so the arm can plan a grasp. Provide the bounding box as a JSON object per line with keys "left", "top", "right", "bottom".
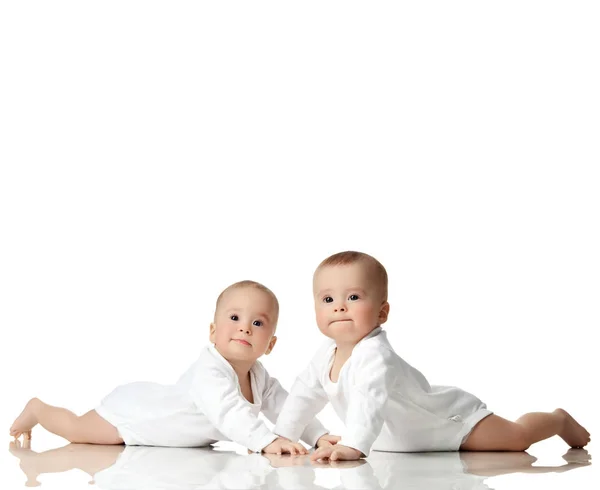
{"left": 230, "top": 315, "right": 239, "bottom": 321}
{"left": 253, "top": 320, "right": 263, "bottom": 327}
{"left": 348, "top": 294, "right": 360, "bottom": 301}
{"left": 323, "top": 296, "right": 333, "bottom": 303}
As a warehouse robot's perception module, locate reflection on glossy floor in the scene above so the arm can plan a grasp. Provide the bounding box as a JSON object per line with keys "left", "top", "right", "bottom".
{"left": 4, "top": 438, "right": 593, "bottom": 489}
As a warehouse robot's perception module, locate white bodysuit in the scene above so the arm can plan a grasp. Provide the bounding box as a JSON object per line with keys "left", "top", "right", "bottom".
{"left": 95, "top": 344, "right": 328, "bottom": 453}
{"left": 274, "top": 327, "right": 492, "bottom": 456}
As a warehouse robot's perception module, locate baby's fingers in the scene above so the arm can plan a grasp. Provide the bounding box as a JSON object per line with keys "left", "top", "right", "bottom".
{"left": 282, "top": 444, "right": 296, "bottom": 455}
{"left": 330, "top": 449, "right": 344, "bottom": 461}
{"left": 294, "top": 443, "right": 309, "bottom": 455}
{"left": 285, "top": 443, "right": 308, "bottom": 455}
{"left": 331, "top": 447, "right": 361, "bottom": 461}
{"left": 310, "top": 445, "right": 334, "bottom": 462}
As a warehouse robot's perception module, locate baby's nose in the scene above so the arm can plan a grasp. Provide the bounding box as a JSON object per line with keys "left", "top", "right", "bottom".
{"left": 334, "top": 306, "right": 346, "bottom": 312}
{"left": 239, "top": 326, "right": 251, "bottom": 334}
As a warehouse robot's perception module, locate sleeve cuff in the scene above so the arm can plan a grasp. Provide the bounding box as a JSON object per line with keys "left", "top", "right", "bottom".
{"left": 249, "top": 432, "right": 279, "bottom": 453}
{"left": 300, "top": 424, "right": 329, "bottom": 447}
{"left": 338, "top": 436, "right": 371, "bottom": 457}
{"left": 274, "top": 422, "right": 306, "bottom": 443}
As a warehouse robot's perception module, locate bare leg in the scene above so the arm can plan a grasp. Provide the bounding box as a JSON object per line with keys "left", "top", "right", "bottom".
{"left": 10, "top": 398, "right": 123, "bottom": 444}
{"left": 461, "top": 409, "right": 591, "bottom": 451}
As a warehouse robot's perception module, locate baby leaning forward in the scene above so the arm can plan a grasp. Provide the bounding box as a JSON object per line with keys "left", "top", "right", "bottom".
{"left": 10, "top": 281, "right": 336, "bottom": 455}
{"left": 273, "top": 250, "right": 590, "bottom": 462}
{"left": 274, "top": 326, "right": 490, "bottom": 456}
{"left": 97, "top": 339, "right": 328, "bottom": 451}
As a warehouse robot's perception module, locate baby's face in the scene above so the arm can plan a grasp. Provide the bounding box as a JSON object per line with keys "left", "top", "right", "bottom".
{"left": 313, "top": 263, "right": 388, "bottom": 345}
{"left": 210, "top": 287, "right": 278, "bottom": 363}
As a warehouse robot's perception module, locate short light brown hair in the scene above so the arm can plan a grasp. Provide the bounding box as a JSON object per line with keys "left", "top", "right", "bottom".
{"left": 215, "top": 280, "right": 279, "bottom": 327}
{"left": 315, "top": 251, "right": 388, "bottom": 302}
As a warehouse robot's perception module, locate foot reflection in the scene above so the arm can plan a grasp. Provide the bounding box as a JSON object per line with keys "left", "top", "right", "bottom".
{"left": 8, "top": 440, "right": 591, "bottom": 489}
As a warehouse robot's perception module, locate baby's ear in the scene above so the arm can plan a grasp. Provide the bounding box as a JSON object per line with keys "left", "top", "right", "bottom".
{"left": 265, "top": 335, "right": 277, "bottom": 355}
{"left": 379, "top": 302, "right": 390, "bottom": 324}
{"left": 209, "top": 323, "right": 217, "bottom": 343}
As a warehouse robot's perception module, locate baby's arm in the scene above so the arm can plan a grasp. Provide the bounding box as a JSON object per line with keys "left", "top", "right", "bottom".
{"left": 262, "top": 371, "right": 329, "bottom": 447}
{"left": 190, "top": 367, "right": 293, "bottom": 453}
{"left": 273, "top": 357, "right": 330, "bottom": 443}
{"left": 313, "top": 348, "right": 396, "bottom": 461}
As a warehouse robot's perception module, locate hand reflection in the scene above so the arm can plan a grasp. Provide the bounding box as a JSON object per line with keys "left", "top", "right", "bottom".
{"left": 8, "top": 439, "right": 591, "bottom": 490}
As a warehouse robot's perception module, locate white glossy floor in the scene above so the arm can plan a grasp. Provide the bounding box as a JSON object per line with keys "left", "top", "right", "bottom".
{"left": 2, "top": 435, "right": 593, "bottom": 490}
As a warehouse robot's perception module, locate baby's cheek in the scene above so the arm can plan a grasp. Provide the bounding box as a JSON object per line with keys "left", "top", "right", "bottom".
{"left": 355, "top": 304, "right": 375, "bottom": 322}
{"left": 216, "top": 328, "right": 233, "bottom": 343}
{"left": 315, "top": 310, "right": 329, "bottom": 329}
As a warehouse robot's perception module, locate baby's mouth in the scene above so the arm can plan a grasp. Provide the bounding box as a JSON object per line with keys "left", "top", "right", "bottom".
{"left": 232, "top": 338, "right": 252, "bottom": 346}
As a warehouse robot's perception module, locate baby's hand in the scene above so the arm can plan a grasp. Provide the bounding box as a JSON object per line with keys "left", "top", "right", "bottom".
{"left": 310, "top": 443, "right": 363, "bottom": 462}
{"left": 316, "top": 434, "right": 341, "bottom": 448}
{"left": 262, "top": 437, "right": 308, "bottom": 455}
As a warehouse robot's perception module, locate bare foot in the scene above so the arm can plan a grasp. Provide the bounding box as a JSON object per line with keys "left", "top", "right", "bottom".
{"left": 555, "top": 409, "right": 591, "bottom": 448}
{"left": 10, "top": 398, "right": 40, "bottom": 440}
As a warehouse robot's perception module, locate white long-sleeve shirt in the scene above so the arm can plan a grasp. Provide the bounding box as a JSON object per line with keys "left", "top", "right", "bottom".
{"left": 275, "top": 327, "right": 492, "bottom": 456}
{"left": 96, "top": 344, "right": 328, "bottom": 452}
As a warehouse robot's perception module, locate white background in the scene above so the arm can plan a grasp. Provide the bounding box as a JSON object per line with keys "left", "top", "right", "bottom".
{"left": 1, "top": 2, "right": 598, "bottom": 489}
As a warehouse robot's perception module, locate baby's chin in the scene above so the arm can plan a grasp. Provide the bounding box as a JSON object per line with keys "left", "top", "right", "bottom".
{"left": 217, "top": 343, "right": 263, "bottom": 363}
{"left": 223, "top": 351, "right": 263, "bottom": 364}
{"left": 320, "top": 322, "right": 357, "bottom": 338}
{"left": 320, "top": 322, "right": 378, "bottom": 344}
